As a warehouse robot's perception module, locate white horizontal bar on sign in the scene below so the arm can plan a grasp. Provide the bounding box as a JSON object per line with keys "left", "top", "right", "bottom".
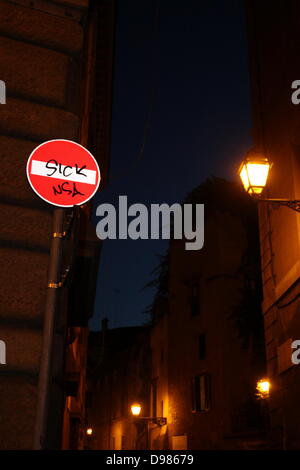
{"left": 30, "top": 160, "right": 96, "bottom": 185}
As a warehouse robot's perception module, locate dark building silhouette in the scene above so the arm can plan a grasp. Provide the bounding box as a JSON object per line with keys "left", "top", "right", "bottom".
{"left": 0, "top": 0, "right": 115, "bottom": 449}
{"left": 149, "top": 179, "right": 268, "bottom": 450}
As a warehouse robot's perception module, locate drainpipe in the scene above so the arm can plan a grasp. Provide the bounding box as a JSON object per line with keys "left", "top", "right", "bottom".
{"left": 33, "top": 208, "right": 65, "bottom": 449}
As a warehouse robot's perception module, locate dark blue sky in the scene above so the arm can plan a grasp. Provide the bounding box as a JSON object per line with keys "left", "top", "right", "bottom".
{"left": 90, "top": 0, "right": 252, "bottom": 330}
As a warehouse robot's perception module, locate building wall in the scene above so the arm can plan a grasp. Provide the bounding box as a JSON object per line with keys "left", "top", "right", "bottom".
{"left": 246, "top": 0, "right": 300, "bottom": 449}
{"left": 0, "top": 0, "right": 114, "bottom": 449}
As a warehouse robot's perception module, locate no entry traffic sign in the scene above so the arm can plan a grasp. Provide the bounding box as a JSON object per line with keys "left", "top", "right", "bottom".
{"left": 26, "top": 139, "right": 101, "bottom": 207}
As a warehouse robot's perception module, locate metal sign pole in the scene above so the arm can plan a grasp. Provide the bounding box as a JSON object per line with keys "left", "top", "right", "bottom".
{"left": 33, "top": 207, "right": 65, "bottom": 449}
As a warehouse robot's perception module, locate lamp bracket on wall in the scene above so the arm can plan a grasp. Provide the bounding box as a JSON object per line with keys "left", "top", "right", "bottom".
{"left": 259, "top": 198, "right": 300, "bottom": 213}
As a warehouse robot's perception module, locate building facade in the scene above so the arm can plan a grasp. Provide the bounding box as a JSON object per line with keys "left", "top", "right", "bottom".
{"left": 149, "top": 179, "right": 268, "bottom": 450}
{"left": 246, "top": 0, "right": 300, "bottom": 449}
{"left": 0, "top": 0, "right": 115, "bottom": 449}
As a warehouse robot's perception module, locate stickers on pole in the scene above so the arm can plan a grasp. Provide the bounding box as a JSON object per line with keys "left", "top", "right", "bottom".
{"left": 26, "top": 139, "right": 101, "bottom": 207}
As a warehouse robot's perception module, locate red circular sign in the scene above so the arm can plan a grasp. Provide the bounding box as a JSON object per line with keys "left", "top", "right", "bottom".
{"left": 26, "top": 139, "right": 101, "bottom": 207}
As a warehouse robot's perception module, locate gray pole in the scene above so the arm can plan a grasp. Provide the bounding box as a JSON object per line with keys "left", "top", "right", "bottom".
{"left": 33, "top": 208, "right": 65, "bottom": 449}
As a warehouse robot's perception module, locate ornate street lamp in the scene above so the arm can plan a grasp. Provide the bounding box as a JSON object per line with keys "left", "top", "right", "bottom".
{"left": 238, "top": 153, "right": 271, "bottom": 196}
{"left": 238, "top": 151, "right": 300, "bottom": 212}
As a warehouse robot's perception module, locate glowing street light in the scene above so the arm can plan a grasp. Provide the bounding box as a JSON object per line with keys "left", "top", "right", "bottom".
{"left": 130, "top": 402, "right": 167, "bottom": 425}
{"left": 256, "top": 379, "right": 270, "bottom": 399}
{"left": 131, "top": 403, "right": 142, "bottom": 416}
{"left": 86, "top": 427, "right": 93, "bottom": 436}
{"left": 238, "top": 150, "right": 300, "bottom": 212}
{"left": 238, "top": 154, "right": 271, "bottom": 196}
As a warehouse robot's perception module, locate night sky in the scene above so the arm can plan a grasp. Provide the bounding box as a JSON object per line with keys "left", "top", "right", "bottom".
{"left": 90, "top": 0, "right": 252, "bottom": 330}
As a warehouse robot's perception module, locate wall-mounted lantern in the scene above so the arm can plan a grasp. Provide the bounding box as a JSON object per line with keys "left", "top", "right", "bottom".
{"left": 238, "top": 150, "right": 300, "bottom": 212}
{"left": 238, "top": 153, "right": 271, "bottom": 196}
{"left": 130, "top": 403, "right": 167, "bottom": 426}
{"left": 131, "top": 403, "right": 142, "bottom": 417}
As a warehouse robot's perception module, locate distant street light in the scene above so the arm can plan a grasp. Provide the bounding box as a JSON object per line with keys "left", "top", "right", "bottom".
{"left": 256, "top": 379, "right": 271, "bottom": 399}
{"left": 86, "top": 427, "right": 93, "bottom": 436}
{"left": 238, "top": 150, "right": 300, "bottom": 212}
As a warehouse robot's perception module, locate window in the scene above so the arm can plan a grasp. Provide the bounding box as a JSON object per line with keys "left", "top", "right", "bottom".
{"left": 190, "top": 283, "right": 200, "bottom": 316}
{"left": 192, "top": 374, "right": 211, "bottom": 412}
{"left": 198, "top": 334, "right": 206, "bottom": 360}
{"left": 121, "top": 435, "right": 126, "bottom": 450}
